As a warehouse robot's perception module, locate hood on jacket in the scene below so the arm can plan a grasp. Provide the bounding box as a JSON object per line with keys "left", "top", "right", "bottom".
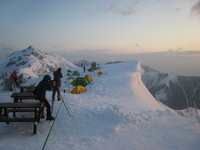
{"left": 43, "top": 75, "right": 51, "bottom": 81}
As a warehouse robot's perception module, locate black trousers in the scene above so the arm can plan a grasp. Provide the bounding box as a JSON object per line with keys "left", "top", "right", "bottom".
{"left": 52, "top": 86, "right": 61, "bottom": 100}
{"left": 39, "top": 98, "right": 51, "bottom": 117}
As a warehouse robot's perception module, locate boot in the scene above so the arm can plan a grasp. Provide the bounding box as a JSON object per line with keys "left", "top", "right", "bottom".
{"left": 46, "top": 106, "right": 54, "bottom": 120}
{"left": 46, "top": 115, "right": 55, "bottom": 121}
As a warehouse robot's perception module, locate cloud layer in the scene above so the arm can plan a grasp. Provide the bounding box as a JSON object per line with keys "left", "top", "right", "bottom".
{"left": 0, "top": 43, "right": 14, "bottom": 59}
{"left": 191, "top": 1, "right": 200, "bottom": 17}
{"left": 105, "top": 1, "right": 140, "bottom": 16}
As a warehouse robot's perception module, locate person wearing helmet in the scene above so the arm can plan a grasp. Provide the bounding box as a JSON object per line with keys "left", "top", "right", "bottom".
{"left": 34, "top": 75, "right": 55, "bottom": 120}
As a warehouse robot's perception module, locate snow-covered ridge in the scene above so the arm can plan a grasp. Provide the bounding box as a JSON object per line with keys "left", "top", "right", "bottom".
{"left": 93, "top": 61, "right": 168, "bottom": 112}
{"left": 130, "top": 62, "right": 168, "bottom": 111}
{"left": 0, "top": 60, "right": 199, "bottom": 150}
{"left": 0, "top": 46, "right": 76, "bottom": 79}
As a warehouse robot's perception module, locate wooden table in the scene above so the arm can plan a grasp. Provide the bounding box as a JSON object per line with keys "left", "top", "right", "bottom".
{"left": 11, "top": 92, "right": 37, "bottom": 103}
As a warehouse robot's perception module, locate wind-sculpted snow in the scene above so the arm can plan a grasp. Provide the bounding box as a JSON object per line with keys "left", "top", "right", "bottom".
{"left": 65, "top": 105, "right": 137, "bottom": 137}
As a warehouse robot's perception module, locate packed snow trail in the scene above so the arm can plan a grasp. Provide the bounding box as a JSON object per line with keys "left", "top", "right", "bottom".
{"left": 0, "top": 61, "right": 199, "bottom": 150}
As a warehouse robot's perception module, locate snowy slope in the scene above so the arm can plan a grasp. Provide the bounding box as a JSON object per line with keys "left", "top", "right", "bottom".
{"left": 0, "top": 61, "right": 199, "bottom": 150}
{"left": 0, "top": 46, "right": 76, "bottom": 79}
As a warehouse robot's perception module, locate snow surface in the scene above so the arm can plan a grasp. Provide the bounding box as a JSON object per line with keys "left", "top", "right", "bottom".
{"left": 0, "top": 61, "right": 199, "bottom": 150}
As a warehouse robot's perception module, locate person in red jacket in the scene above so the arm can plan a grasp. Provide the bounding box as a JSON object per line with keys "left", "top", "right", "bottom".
{"left": 10, "top": 70, "right": 19, "bottom": 88}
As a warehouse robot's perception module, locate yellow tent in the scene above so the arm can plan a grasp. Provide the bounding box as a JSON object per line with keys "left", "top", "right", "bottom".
{"left": 71, "top": 85, "right": 87, "bottom": 94}
{"left": 84, "top": 75, "right": 93, "bottom": 82}
{"left": 97, "top": 71, "right": 103, "bottom": 76}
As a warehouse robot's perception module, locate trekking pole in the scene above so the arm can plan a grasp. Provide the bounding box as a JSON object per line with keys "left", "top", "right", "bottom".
{"left": 59, "top": 92, "right": 71, "bottom": 117}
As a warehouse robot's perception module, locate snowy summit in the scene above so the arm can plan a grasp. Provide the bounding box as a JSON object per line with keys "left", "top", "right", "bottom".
{"left": 0, "top": 60, "right": 199, "bottom": 150}
{"left": 0, "top": 45, "right": 75, "bottom": 79}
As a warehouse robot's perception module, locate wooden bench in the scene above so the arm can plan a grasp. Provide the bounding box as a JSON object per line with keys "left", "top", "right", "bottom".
{"left": 10, "top": 92, "right": 37, "bottom": 103}
{"left": 19, "top": 85, "right": 36, "bottom": 93}
{"left": 0, "top": 102, "right": 42, "bottom": 134}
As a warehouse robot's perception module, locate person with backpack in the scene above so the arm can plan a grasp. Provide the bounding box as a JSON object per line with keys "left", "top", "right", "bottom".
{"left": 34, "top": 75, "right": 55, "bottom": 120}
{"left": 52, "top": 68, "right": 63, "bottom": 101}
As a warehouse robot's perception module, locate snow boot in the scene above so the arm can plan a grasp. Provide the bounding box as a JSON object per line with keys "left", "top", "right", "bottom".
{"left": 46, "top": 115, "right": 55, "bottom": 121}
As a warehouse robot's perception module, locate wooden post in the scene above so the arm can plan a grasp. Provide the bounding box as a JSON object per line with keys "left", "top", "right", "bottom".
{"left": 33, "top": 107, "right": 37, "bottom": 134}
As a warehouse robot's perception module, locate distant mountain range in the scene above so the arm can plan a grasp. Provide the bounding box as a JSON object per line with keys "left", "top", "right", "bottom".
{"left": 142, "top": 65, "right": 200, "bottom": 109}
{"left": 0, "top": 45, "right": 76, "bottom": 79}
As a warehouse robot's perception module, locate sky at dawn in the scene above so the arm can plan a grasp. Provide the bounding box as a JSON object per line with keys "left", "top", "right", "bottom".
{"left": 0, "top": 0, "right": 200, "bottom": 53}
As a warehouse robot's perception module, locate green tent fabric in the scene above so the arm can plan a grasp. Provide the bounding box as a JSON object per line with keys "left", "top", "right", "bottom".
{"left": 72, "top": 70, "right": 80, "bottom": 76}
{"left": 90, "top": 65, "right": 98, "bottom": 70}
{"left": 67, "top": 73, "right": 72, "bottom": 76}
{"left": 71, "top": 77, "right": 89, "bottom": 87}
{"left": 67, "top": 76, "right": 75, "bottom": 81}
{"left": 88, "top": 62, "right": 97, "bottom": 71}
{"left": 67, "top": 70, "right": 73, "bottom": 73}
